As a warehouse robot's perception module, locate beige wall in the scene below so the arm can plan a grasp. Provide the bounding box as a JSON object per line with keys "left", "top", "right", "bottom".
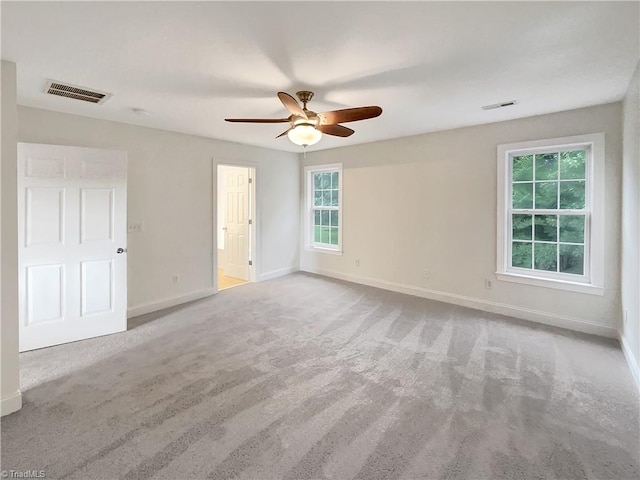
{"left": 17, "top": 106, "right": 300, "bottom": 314}
{"left": 621, "top": 60, "right": 640, "bottom": 382}
{"left": 301, "top": 103, "right": 623, "bottom": 337}
{"left": 1, "top": 60, "right": 21, "bottom": 416}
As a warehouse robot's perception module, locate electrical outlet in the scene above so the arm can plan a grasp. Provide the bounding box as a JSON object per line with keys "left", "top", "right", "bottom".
{"left": 355, "top": 259, "right": 360, "bottom": 267}
{"left": 172, "top": 274, "right": 181, "bottom": 284}
{"left": 423, "top": 269, "right": 430, "bottom": 279}
{"left": 484, "top": 278, "right": 492, "bottom": 289}
{"left": 127, "top": 222, "right": 142, "bottom": 234}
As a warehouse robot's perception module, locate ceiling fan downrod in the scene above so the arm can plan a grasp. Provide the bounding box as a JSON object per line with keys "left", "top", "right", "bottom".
{"left": 296, "top": 91, "right": 314, "bottom": 111}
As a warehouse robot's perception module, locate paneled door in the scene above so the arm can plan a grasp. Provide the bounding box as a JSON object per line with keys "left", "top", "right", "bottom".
{"left": 17, "top": 143, "right": 127, "bottom": 352}
{"left": 223, "top": 166, "right": 249, "bottom": 280}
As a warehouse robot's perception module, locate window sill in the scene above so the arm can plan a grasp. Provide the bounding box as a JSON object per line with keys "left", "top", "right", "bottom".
{"left": 495, "top": 272, "right": 604, "bottom": 296}
{"left": 306, "top": 246, "right": 343, "bottom": 256}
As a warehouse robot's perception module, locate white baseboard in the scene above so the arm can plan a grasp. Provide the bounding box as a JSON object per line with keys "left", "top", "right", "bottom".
{"left": 258, "top": 265, "right": 298, "bottom": 282}
{"left": 127, "top": 265, "right": 299, "bottom": 318}
{"left": 303, "top": 267, "right": 618, "bottom": 339}
{"left": 1, "top": 390, "right": 22, "bottom": 417}
{"left": 127, "top": 288, "right": 216, "bottom": 318}
{"left": 620, "top": 333, "right": 640, "bottom": 391}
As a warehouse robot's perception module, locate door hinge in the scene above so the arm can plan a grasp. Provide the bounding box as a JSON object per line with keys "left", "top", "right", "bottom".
{"left": 248, "top": 177, "right": 253, "bottom": 184}
{"left": 248, "top": 219, "right": 252, "bottom": 225}
{"left": 249, "top": 260, "right": 253, "bottom": 266}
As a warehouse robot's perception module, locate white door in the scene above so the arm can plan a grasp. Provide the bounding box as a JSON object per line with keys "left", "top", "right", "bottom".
{"left": 17, "top": 143, "right": 127, "bottom": 352}
{"left": 223, "top": 166, "right": 249, "bottom": 280}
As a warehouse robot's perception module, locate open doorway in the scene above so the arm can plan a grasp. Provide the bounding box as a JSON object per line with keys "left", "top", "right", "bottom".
{"left": 216, "top": 164, "right": 255, "bottom": 290}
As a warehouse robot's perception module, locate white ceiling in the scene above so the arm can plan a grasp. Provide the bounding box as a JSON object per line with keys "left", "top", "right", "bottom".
{"left": 2, "top": 2, "right": 639, "bottom": 153}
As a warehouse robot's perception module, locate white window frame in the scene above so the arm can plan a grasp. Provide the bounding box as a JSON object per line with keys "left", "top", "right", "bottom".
{"left": 496, "top": 133, "right": 604, "bottom": 295}
{"left": 305, "top": 163, "right": 343, "bottom": 254}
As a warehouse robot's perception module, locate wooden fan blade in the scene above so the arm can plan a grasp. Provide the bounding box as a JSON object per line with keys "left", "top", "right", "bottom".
{"left": 318, "top": 106, "right": 382, "bottom": 125}
{"left": 317, "top": 124, "right": 355, "bottom": 137}
{"left": 275, "top": 128, "right": 291, "bottom": 139}
{"left": 277, "top": 92, "right": 308, "bottom": 119}
{"left": 225, "top": 118, "right": 289, "bottom": 123}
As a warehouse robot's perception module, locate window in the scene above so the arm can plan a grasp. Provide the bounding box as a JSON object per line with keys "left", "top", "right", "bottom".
{"left": 497, "top": 133, "right": 604, "bottom": 294}
{"left": 305, "top": 164, "right": 342, "bottom": 253}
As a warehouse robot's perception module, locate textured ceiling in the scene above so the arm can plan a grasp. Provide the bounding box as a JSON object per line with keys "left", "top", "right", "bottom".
{"left": 2, "top": 1, "right": 639, "bottom": 152}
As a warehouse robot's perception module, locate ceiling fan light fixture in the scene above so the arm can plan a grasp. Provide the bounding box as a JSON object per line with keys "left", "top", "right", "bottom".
{"left": 287, "top": 123, "right": 322, "bottom": 146}
{"left": 225, "top": 90, "right": 382, "bottom": 144}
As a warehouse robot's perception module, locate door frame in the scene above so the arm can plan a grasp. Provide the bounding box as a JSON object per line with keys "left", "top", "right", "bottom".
{"left": 213, "top": 159, "right": 257, "bottom": 292}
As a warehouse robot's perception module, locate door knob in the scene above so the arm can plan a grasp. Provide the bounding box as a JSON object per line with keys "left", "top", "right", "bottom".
{"left": 116, "top": 248, "right": 126, "bottom": 254}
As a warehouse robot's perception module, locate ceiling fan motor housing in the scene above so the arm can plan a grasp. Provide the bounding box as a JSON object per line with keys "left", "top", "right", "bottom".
{"left": 296, "top": 91, "right": 314, "bottom": 107}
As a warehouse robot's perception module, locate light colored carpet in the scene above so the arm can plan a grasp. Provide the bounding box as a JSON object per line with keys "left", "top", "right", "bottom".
{"left": 2, "top": 272, "right": 638, "bottom": 480}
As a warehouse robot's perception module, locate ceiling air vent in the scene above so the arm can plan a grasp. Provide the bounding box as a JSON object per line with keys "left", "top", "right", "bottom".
{"left": 481, "top": 100, "right": 517, "bottom": 110}
{"left": 44, "top": 80, "right": 112, "bottom": 104}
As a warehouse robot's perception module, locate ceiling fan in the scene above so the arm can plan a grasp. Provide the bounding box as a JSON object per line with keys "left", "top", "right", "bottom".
{"left": 225, "top": 91, "right": 382, "bottom": 147}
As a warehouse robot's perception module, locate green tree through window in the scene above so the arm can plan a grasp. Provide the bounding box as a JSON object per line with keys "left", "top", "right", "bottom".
{"left": 511, "top": 149, "right": 587, "bottom": 275}
{"left": 307, "top": 165, "right": 341, "bottom": 251}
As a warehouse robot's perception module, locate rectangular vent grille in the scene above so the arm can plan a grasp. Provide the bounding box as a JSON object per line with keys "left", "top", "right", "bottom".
{"left": 45, "top": 80, "right": 112, "bottom": 104}
{"left": 482, "top": 100, "right": 517, "bottom": 111}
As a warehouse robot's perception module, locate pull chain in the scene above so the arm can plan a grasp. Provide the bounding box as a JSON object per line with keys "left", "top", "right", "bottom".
{"left": 303, "top": 145, "right": 307, "bottom": 160}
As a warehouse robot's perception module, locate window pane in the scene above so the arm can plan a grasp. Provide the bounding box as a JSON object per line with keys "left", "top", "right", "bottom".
{"left": 330, "top": 227, "right": 339, "bottom": 245}
{"left": 322, "top": 173, "right": 331, "bottom": 189}
{"left": 331, "top": 189, "right": 339, "bottom": 206}
{"left": 310, "top": 167, "right": 341, "bottom": 249}
{"left": 559, "top": 215, "right": 585, "bottom": 243}
{"left": 513, "top": 183, "right": 533, "bottom": 209}
{"left": 534, "top": 243, "right": 557, "bottom": 271}
{"left": 513, "top": 155, "right": 533, "bottom": 182}
{"left": 321, "top": 210, "right": 329, "bottom": 226}
{"left": 512, "top": 214, "right": 532, "bottom": 240}
{"left": 559, "top": 181, "right": 585, "bottom": 209}
{"left": 321, "top": 227, "right": 330, "bottom": 244}
{"left": 535, "top": 153, "right": 558, "bottom": 180}
{"left": 559, "top": 244, "right": 584, "bottom": 275}
{"left": 534, "top": 215, "right": 557, "bottom": 242}
{"left": 560, "top": 150, "right": 586, "bottom": 180}
{"left": 330, "top": 210, "right": 338, "bottom": 227}
{"left": 512, "top": 242, "right": 532, "bottom": 269}
{"left": 535, "top": 182, "right": 558, "bottom": 209}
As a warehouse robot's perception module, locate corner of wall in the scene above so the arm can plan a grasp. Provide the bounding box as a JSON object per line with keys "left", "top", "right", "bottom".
{"left": 258, "top": 265, "right": 299, "bottom": 282}
{"left": 1, "top": 390, "right": 22, "bottom": 417}
{"left": 620, "top": 333, "right": 640, "bottom": 391}
{"left": 1, "top": 60, "right": 22, "bottom": 416}
{"left": 620, "top": 58, "right": 640, "bottom": 389}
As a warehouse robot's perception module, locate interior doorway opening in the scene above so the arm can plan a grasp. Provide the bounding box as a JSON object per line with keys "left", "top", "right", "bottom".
{"left": 216, "top": 164, "right": 255, "bottom": 291}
